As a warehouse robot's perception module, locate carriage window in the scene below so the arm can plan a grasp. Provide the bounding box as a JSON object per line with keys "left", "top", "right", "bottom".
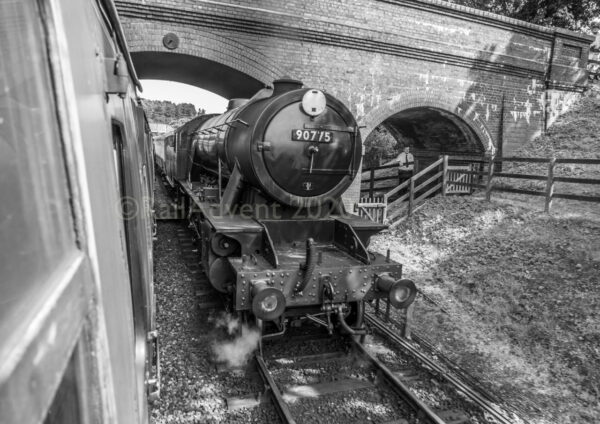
{"left": 0, "top": 1, "right": 76, "bottom": 342}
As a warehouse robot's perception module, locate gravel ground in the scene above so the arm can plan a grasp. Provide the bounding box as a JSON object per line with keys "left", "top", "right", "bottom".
{"left": 287, "top": 388, "right": 412, "bottom": 424}
{"left": 264, "top": 331, "right": 347, "bottom": 362}
{"left": 151, "top": 222, "right": 279, "bottom": 423}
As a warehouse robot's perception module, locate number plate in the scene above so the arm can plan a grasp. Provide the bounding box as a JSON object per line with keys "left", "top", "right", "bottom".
{"left": 292, "top": 129, "right": 333, "bottom": 143}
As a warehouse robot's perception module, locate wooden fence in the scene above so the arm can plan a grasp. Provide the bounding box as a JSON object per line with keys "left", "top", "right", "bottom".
{"left": 362, "top": 163, "right": 400, "bottom": 198}
{"left": 360, "top": 156, "right": 450, "bottom": 223}
{"left": 460, "top": 156, "right": 600, "bottom": 212}
{"left": 384, "top": 156, "right": 446, "bottom": 222}
{"left": 358, "top": 155, "right": 600, "bottom": 223}
{"left": 361, "top": 154, "right": 482, "bottom": 198}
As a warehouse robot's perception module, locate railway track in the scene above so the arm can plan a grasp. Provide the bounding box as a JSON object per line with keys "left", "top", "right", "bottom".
{"left": 168, "top": 224, "right": 528, "bottom": 424}
{"left": 251, "top": 336, "right": 456, "bottom": 424}
{"left": 223, "top": 312, "right": 530, "bottom": 424}
{"left": 364, "top": 311, "right": 527, "bottom": 424}
{"left": 222, "top": 328, "right": 479, "bottom": 423}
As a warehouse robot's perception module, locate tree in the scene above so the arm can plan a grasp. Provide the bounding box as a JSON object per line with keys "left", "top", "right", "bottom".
{"left": 447, "top": 0, "right": 600, "bottom": 32}
{"left": 363, "top": 125, "right": 402, "bottom": 168}
{"left": 140, "top": 99, "right": 198, "bottom": 125}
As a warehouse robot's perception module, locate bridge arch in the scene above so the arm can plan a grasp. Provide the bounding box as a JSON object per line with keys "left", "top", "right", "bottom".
{"left": 123, "top": 21, "right": 286, "bottom": 98}
{"left": 361, "top": 91, "right": 495, "bottom": 158}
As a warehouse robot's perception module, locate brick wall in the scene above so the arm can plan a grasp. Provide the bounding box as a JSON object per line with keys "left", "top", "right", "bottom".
{"left": 116, "top": 0, "right": 594, "bottom": 206}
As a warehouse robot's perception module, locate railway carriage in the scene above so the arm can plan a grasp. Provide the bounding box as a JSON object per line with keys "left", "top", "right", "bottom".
{"left": 153, "top": 131, "right": 171, "bottom": 176}
{"left": 0, "top": 0, "right": 157, "bottom": 423}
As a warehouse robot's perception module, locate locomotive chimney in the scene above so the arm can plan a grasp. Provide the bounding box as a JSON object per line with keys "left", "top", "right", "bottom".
{"left": 272, "top": 77, "right": 303, "bottom": 96}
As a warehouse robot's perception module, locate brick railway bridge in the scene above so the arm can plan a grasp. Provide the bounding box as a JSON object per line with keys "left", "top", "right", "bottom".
{"left": 116, "top": 0, "right": 595, "bottom": 202}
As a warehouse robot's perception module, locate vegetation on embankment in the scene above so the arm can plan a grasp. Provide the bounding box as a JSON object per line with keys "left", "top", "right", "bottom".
{"left": 503, "top": 95, "right": 600, "bottom": 198}
{"left": 371, "top": 194, "right": 599, "bottom": 423}
{"left": 370, "top": 96, "right": 600, "bottom": 423}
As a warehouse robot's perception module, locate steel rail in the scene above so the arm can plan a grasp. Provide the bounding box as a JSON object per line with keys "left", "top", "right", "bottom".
{"left": 351, "top": 339, "right": 447, "bottom": 424}
{"left": 254, "top": 354, "right": 296, "bottom": 424}
{"left": 365, "top": 312, "right": 525, "bottom": 424}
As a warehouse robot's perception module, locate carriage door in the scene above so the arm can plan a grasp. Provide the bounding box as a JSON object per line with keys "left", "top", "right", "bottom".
{"left": 111, "top": 121, "right": 151, "bottom": 407}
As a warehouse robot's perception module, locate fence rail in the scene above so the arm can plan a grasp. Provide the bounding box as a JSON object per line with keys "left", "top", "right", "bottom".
{"left": 358, "top": 154, "right": 600, "bottom": 224}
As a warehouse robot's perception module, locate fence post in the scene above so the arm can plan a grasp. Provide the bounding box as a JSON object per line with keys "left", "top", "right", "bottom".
{"left": 544, "top": 158, "right": 556, "bottom": 213}
{"left": 469, "top": 163, "right": 476, "bottom": 194}
{"left": 485, "top": 154, "right": 495, "bottom": 201}
{"left": 441, "top": 155, "right": 449, "bottom": 196}
{"left": 402, "top": 303, "right": 415, "bottom": 339}
{"left": 408, "top": 177, "right": 415, "bottom": 216}
{"left": 369, "top": 167, "right": 375, "bottom": 198}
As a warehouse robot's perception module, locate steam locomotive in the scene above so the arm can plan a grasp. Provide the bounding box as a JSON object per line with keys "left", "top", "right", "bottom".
{"left": 156, "top": 78, "right": 416, "bottom": 337}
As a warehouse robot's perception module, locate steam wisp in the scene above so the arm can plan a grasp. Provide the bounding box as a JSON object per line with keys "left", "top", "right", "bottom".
{"left": 211, "top": 313, "right": 260, "bottom": 368}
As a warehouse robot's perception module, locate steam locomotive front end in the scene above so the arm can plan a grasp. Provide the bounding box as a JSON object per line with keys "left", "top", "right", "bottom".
{"left": 227, "top": 217, "right": 417, "bottom": 334}
{"left": 232, "top": 78, "right": 362, "bottom": 209}
{"left": 186, "top": 78, "right": 417, "bottom": 336}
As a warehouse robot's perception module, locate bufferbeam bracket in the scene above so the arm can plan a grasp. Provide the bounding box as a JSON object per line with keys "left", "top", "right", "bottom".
{"left": 333, "top": 219, "right": 370, "bottom": 264}
{"left": 259, "top": 223, "right": 279, "bottom": 268}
